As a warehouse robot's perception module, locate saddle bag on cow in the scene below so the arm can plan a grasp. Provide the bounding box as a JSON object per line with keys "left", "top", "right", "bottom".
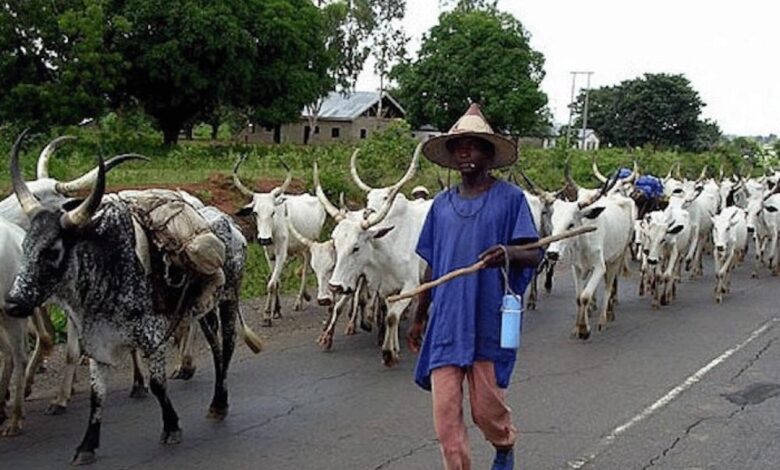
{"left": 117, "top": 189, "right": 226, "bottom": 277}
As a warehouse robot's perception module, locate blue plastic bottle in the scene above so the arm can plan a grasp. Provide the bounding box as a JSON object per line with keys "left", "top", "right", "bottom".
{"left": 500, "top": 295, "right": 523, "bottom": 349}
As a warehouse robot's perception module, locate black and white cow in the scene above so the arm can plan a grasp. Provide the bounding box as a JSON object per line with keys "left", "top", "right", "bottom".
{"left": 4, "top": 132, "right": 251, "bottom": 464}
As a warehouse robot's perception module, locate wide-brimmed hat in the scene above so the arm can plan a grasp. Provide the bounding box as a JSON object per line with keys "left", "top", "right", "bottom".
{"left": 421, "top": 103, "right": 517, "bottom": 170}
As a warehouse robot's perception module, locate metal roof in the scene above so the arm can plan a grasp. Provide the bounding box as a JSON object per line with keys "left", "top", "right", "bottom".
{"left": 304, "top": 91, "right": 406, "bottom": 121}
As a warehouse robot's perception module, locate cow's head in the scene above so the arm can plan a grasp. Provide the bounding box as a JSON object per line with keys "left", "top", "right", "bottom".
{"left": 328, "top": 218, "right": 394, "bottom": 294}
{"left": 545, "top": 199, "right": 607, "bottom": 262}
{"left": 712, "top": 208, "right": 743, "bottom": 254}
{"left": 5, "top": 131, "right": 106, "bottom": 318}
{"left": 233, "top": 155, "right": 291, "bottom": 245}
{"left": 644, "top": 211, "right": 686, "bottom": 266}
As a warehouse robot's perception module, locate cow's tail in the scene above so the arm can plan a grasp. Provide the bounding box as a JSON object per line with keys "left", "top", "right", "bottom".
{"left": 238, "top": 308, "right": 263, "bottom": 354}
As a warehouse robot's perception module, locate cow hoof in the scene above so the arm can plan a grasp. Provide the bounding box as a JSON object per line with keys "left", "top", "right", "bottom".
{"left": 344, "top": 323, "right": 357, "bottom": 335}
{"left": 129, "top": 385, "right": 149, "bottom": 399}
{"left": 577, "top": 328, "right": 591, "bottom": 340}
{"left": 45, "top": 403, "right": 67, "bottom": 416}
{"left": 71, "top": 451, "right": 96, "bottom": 466}
{"left": 261, "top": 318, "right": 273, "bottom": 328}
{"left": 317, "top": 332, "right": 334, "bottom": 351}
{"left": 527, "top": 302, "right": 536, "bottom": 311}
{"left": 1, "top": 422, "right": 22, "bottom": 437}
{"left": 360, "top": 320, "right": 372, "bottom": 333}
{"left": 382, "top": 350, "right": 399, "bottom": 367}
{"left": 160, "top": 429, "right": 183, "bottom": 445}
{"left": 24, "top": 384, "right": 33, "bottom": 398}
{"left": 206, "top": 405, "right": 228, "bottom": 421}
{"left": 272, "top": 311, "right": 283, "bottom": 320}
{"left": 171, "top": 366, "right": 196, "bottom": 381}
{"left": 292, "top": 300, "right": 305, "bottom": 311}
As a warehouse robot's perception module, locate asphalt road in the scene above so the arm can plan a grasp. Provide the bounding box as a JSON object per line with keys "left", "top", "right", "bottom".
{"left": 3, "top": 254, "right": 780, "bottom": 470}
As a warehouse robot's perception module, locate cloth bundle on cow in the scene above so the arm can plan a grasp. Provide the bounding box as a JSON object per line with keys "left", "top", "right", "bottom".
{"left": 116, "top": 189, "right": 226, "bottom": 320}
{"left": 632, "top": 175, "right": 665, "bottom": 219}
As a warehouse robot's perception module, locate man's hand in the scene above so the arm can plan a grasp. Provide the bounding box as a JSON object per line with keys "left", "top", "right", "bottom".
{"left": 479, "top": 245, "right": 508, "bottom": 268}
{"left": 406, "top": 320, "right": 426, "bottom": 353}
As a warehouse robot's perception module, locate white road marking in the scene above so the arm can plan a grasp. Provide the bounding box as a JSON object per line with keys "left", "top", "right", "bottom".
{"left": 567, "top": 316, "right": 780, "bottom": 469}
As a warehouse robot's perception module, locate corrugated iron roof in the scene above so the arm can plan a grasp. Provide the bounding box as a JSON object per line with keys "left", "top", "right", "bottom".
{"left": 303, "top": 91, "right": 405, "bottom": 121}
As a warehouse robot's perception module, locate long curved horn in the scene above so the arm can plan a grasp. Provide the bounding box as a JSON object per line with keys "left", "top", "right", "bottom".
{"left": 626, "top": 160, "right": 639, "bottom": 183}
{"left": 339, "top": 192, "right": 347, "bottom": 211}
{"left": 10, "top": 129, "right": 44, "bottom": 216}
{"left": 591, "top": 156, "right": 608, "bottom": 183}
{"left": 285, "top": 208, "right": 314, "bottom": 248}
{"left": 674, "top": 162, "right": 682, "bottom": 180}
{"left": 313, "top": 162, "right": 344, "bottom": 222}
{"left": 55, "top": 154, "right": 148, "bottom": 195}
{"left": 518, "top": 169, "right": 541, "bottom": 196}
{"left": 232, "top": 154, "right": 255, "bottom": 197}
{"left": 37, "top": 135, "right": 76, "bottom": 179}
{"left": 719, "top": 164, "right": 725, "bottom": 182}
{"left": 390, "top": 142, "right": 422, "bottom": 191}
{"left": 696, "top": 165, "right": 708, "bottom": 183}
{"left": 271, "top": 158, "right": 292, "bottom": 197}
{"left": 349, "top": 148, "right": 373, "bottom": 192}
{"left": 564, "top": 158, "right": 579, "bottom": 190}
{"left": 60, "top": 155, "right": 106, "bottom": 229}
{"left": 664, "top": 163, "right": 675, "bottom": 182}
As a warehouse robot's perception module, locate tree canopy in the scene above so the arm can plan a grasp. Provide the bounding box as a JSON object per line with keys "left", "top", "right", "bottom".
{"left": 0, "top": 0, "right": 332, "bottom": 144}
{"left": 392, "top": 5, "right": 548, "bottom": 135}
{"left": 573, "top": 73, "right": 720, "bottom": 151}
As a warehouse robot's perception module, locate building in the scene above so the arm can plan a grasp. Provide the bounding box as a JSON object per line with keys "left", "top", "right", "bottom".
{"left": 542, "top": 126, "right": 600, "bottom": 150}
{"left": 238, "top": 91, "right": 406, "bottom": 145}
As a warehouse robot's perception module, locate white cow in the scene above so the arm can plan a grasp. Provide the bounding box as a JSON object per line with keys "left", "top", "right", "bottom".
{"left": 0, "top": 217, "right": 52, "bottom": 436}
{"left": 546, "top": 190, "right": 634, "bottom": 339}
{"left": 711, "top": 207, "right": 748, "bottom": 303}
{"left": 758, "top": 185, "right": 780, "bottom": 275}
{"left": 643, "top": 206, "right": 693, "bottom": 308}
{"left": 234, "top": 156, "right": 326, "bottom": 325}
{"left": 323, "top": 145, "right": 428, "bottom": 366}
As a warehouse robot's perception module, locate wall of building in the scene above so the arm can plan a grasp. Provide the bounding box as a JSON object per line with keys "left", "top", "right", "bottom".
{"left": 236, "top": 117, "right": 402, "bottom": 145}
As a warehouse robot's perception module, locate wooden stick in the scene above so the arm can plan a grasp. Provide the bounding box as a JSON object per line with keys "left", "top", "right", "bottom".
{"left": 386, "top": 225, "right": 597, "bottom": 303}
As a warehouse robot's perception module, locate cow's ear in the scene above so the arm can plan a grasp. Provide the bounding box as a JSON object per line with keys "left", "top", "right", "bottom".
{"left": 274, "top": 196, "right": 287, "bottom": 206}
{"left": 370, "top": 225, "right": 395, "bottom": 239}
{"left": 668, "top": 224, "right": 685, "bottom": 234}
{"left": 235, "top": 205, "right": 253, "bottom": 217}
{"left": 582, "top": 206, "right": 606, "bottom": 220}
{"left": 766, "top": 206, "right": 778, "bottom": 213}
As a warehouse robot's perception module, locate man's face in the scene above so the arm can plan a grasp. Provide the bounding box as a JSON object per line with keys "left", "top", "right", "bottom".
{"left": 449, "top": 137, "right": 493, "bottom": 174}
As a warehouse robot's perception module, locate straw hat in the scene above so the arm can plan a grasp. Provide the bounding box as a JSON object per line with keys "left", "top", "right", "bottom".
{"left": 421, "top": 103, "right": 517, "bottom": 170}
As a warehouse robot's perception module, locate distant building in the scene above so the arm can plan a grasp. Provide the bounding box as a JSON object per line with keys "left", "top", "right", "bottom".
{"left": 411, "top": 124, "right": 443, "bottom": 142}
{"left": 237, "top": 91, "right": 406, "bottom": 145}
{"left": 542, "top": 126, "right": 600, "bottom": 150}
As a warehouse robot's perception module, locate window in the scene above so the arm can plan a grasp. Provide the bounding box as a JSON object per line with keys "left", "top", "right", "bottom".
{"left": 314, "top": 126, "right": 320, "bottom": 134}
{"left": 360, "top": 129, "right": 367, "bottom": 139}
{"left": 331, "top": 127, "right": 340, "bottom": 138}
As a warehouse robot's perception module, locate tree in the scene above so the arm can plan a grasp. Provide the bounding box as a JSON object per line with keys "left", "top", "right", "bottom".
{"left": 370, "top": 0, "right": 408, "bottom": 119}
{"left": 392, "top": 6, "right": 548, "bottom": 135}
{"left": 0, "top": 0, "right": 125, "bottom": 130}
{"left": 572, "top": 73, "right": 712, "bottom": 151}
{"left": 113, "top": 0, "right": 329, "bottom": 145}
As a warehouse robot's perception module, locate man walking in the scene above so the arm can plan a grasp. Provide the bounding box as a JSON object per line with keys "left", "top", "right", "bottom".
{"left": 407, "top": 104, "right": 541, "bottom": 470}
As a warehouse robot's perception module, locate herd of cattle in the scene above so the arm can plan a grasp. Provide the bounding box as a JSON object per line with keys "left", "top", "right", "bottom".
{"left": 1, "top": 132, "right": 779, "bottom": 465}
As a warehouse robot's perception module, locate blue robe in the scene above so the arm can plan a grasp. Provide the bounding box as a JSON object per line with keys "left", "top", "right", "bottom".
{"left": 414, "top": 180, "right": 538, "bottom": 391}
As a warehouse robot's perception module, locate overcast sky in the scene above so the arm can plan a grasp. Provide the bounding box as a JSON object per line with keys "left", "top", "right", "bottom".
{"left": 355, "top": 0, "right": 780, "bottom": 136}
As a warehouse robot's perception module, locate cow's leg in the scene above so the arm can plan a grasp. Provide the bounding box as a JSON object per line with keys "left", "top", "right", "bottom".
{"left": 147, "top": 348, "right": 182, "bottom": 446}
{"left": 197, "top": 311, "right": 228, "bottom": 420}
{"left": 381, "top": 297, "right": 408, "bottom": 367}
{"left": 47, "top": 320, "right": 79, "bottom": 415}
{"left": 661, "top": 247, "right": 679, "bottom": 306}
{"left": 319, "top": 295, "right": 350, "bottom": 350}
{"left": 544, "top": 261, "right": 556, "bottom": 294}
{"left": 71, "top": 359, "right": 109, "bottom": 465}
{"left": 0, "top": 315, "right": 27, "bottom": 436}
{"left": 127, "top": 349, "right": 148, "bottom": 398}
{"left": 171, "top": 321, "right": 197, "bottom": 380}
{"left": 345, "top": 281, "right": 363, "bottom": 335}
{"left": 752, "top": 234, "right": 762, "bottom": 278}
{"left": 598, "top": 261, "right": 618, "bottom": 331}
{"left": 570, "top": 265, "right": 588, "bottom": 339}
{"left": 293, "top": 252, "right": 311, "bottom": 311}
{"left": 527, "top": 272, "right": 538, "bottom": 310}
{"left": 24, "top": 308, "right": 53, "bottom": 398}
{"left": 218, "top": 300, "right": 237, "bottom": 386}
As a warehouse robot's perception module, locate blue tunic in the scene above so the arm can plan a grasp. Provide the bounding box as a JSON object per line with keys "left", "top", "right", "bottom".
{"left": 414, "top": 180, "right": 539, "bottom": 391}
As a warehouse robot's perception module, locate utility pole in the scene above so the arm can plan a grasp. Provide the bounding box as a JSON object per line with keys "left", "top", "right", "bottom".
{"left": 565, "top": 71, "right": 594, "bottom": 149}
